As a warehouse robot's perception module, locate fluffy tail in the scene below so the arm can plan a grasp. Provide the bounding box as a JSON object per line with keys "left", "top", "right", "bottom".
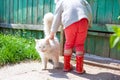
{"left": 43, "top": 13, "right": 54, "bottom": 37}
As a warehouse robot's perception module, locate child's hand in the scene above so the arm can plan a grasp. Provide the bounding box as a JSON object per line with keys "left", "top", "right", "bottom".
{"left": 45, "top": 32, "right": 55, "bottom": 41}
{"left": 49, "top": 32, "right": 55, "bottom": 40}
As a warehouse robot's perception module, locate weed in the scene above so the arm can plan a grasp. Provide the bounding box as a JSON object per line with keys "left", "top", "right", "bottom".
{"left": 0, "top": 34, "right": 40, "bottom": 66}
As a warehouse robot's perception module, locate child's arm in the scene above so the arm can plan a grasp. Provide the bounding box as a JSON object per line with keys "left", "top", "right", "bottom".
{"left": 51, "top": 0, "right": 63, "bottom": 33}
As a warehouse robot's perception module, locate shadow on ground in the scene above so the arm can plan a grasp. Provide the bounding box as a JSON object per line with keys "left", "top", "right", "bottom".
{"left": 47, "top": 62, "right": 120, "bottom": 80}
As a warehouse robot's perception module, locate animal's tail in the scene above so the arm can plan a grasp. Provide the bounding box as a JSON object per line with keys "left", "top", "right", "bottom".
{"left": 43, "top": 13, "right": 54, "bottom": 37}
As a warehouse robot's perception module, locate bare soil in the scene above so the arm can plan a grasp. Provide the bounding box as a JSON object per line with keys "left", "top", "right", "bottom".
{"left": 0, "top": 56, "right": 120, "bottom": 80}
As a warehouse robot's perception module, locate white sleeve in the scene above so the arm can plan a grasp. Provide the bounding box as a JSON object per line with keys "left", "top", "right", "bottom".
{"left": 51, "top": 1, "right": 63, "bottom": 33}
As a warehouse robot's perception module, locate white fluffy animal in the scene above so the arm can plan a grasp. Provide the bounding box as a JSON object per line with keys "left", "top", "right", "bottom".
{"left": 35, "top": 13, "right": 60, "bottom": 70}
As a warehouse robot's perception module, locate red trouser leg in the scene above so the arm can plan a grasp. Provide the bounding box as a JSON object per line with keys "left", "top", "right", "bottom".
{"left": 75, "top": 19, "right": 88, "bottom": 74}
{"left": 63, "top": 20, "right": 76, "bottom": 72}
{"left": 75, "top": 18, "right": 88, "bottom": 52}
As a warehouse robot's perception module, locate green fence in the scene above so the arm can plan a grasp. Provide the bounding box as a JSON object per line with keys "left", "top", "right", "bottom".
{"left": 0, "top": 0, "right": 55, "bottom": 39}
{"left": 89, "top": 0, "right": 120, "bottom": 24}
{"left": 0, "top": 0, "right": 55, "bottom": 24}
{"left": 0, "top": 0, "right": 120, "bottom": 24}
{"left": 0, "top": 0, "right": 120, "bottom": 60}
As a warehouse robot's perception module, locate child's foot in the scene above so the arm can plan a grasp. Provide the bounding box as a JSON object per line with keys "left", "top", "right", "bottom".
{"left": 63, "top": 64, "right": 73, "bottom": 72}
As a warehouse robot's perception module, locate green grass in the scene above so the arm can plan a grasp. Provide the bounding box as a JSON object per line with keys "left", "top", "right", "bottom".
{"left": 0, "top": 34, "right": 40, "bottom": 66}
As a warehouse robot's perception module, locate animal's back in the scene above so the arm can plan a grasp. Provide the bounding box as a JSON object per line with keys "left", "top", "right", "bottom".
{"left": 45, "top": 38, "right": 60, "bottom": 59}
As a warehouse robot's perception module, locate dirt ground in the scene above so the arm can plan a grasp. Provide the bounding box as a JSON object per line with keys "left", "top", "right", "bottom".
{"left": 0, "top": 55, "right": 120, "bottom": 80}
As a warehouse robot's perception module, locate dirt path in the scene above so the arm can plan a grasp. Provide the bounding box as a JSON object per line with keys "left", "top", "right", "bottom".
{"left": 0, "top": 56, "right": 120, "bottom": 80}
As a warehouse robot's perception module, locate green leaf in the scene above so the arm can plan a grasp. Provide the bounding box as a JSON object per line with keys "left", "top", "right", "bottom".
{"left": 112, "top": 26, "right": 120, "bottom": 37}
{"left": 110, "top": 34, "right": 120, "bottom": 48}
{"left": 116, "top": 28, "right": 120, "bottom": 37}
{"left": 112, "top": 26, "right": 118, "bottom": 33}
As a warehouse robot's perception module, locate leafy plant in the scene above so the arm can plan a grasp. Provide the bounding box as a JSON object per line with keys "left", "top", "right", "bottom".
{"left": 110, "top": 16, "right": 120, "bottom": 50}
{"left": 0, "top": 34, "right": 40, "bottom": 66}
{"left": 110, "top": 26, "right": 120, "bottom": 49}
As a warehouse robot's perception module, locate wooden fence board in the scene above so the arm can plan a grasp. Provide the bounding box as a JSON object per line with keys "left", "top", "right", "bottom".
{"left": 37, "top": 0, "right": 44, "bottom": 24}
{"left": 96, "top": 0, "right": 106, "bottom": 24}
{"left": 0, "top": 0, "right": 1, "bottom": 21}
{"left": 0, "top": 0, "right": 4, "bottom": 22}
{"left": 11, "top": 0, "right": 14, "bottom": 23}
{"left": 43, "top": 0, "right": 51, "bottom": 14}
{"left": 22, "top": 0, "right": 27, "bottom": 24}
{"left": 0, "top": 23, "right": 62, "bottom": 31}
{"left": 86, "top": 32, "right": 96, "bottom": 54}
{"left": 94, "top": 34, "right": 109, "bottom": 57}
{"left": 3, "top": 0, "right": 6, "bottom": 22}
{"left": 112, "top": 0, "right": 120, "bottom": 24}
{"left": 50, "top": 0, "right": 55, "bottom": 13}
{"left": 13, "top": 0, "right": 18, "bottom": 23}
{"left": 105, "top": 0, "right": 113, "bottom": 23}
{"left": 0, "top": 0, "right": 3, "bottom": 22}
{"left": 27, "top": 0, "right": 32, "bottom": 24}
{"left": 32, "top": 0, "right": 38, "bottom": 24}
{"left": 18, "top": 0, "right": 23, "bottom": 23}
{"left": 89, "top": 0, "right": 97, "bottom": 23}
{"left": 6, "top": 0, "right": 10, "bottom": 23}
{"left": 0, "top": 23, "right": 43, "bottom": 31}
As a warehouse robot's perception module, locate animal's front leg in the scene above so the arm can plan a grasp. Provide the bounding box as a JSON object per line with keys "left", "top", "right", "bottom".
{"left": 53, "top": 57, "right": 59, "bottom": 69}
{"left": 41, "top": 58, "right": 48, "bottom": 70}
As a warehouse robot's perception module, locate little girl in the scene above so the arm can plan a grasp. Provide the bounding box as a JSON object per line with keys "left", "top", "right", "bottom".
{"left": 49, "top": 0, "right": 92, "bottom": 74}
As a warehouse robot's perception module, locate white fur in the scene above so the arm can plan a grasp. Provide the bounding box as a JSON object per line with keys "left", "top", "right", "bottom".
{"left": 35, "top": 13, "right": 60, "bottom": 70}
{"left": 43, "top": 13, "right": 54, "bottom": 37}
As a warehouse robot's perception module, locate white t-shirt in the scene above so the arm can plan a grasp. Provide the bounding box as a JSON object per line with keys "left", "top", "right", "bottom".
{"left": 51, "top": 0, "right": 92, "bottom": 33}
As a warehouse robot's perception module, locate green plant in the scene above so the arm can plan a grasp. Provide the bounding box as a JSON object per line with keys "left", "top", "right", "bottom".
{"left": 0, "top": 34, "right": 40, "bottom": 66}
{"left": 110, "top": 26, "right": 120, "bottom": 49}
{"left": 110, "top": 16, "right": 120, "bottom": 50}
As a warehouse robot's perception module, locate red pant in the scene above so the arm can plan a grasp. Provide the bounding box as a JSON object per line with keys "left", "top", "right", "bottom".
{"left": 64, "top": 18, "right": 88, "bottom": 52}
